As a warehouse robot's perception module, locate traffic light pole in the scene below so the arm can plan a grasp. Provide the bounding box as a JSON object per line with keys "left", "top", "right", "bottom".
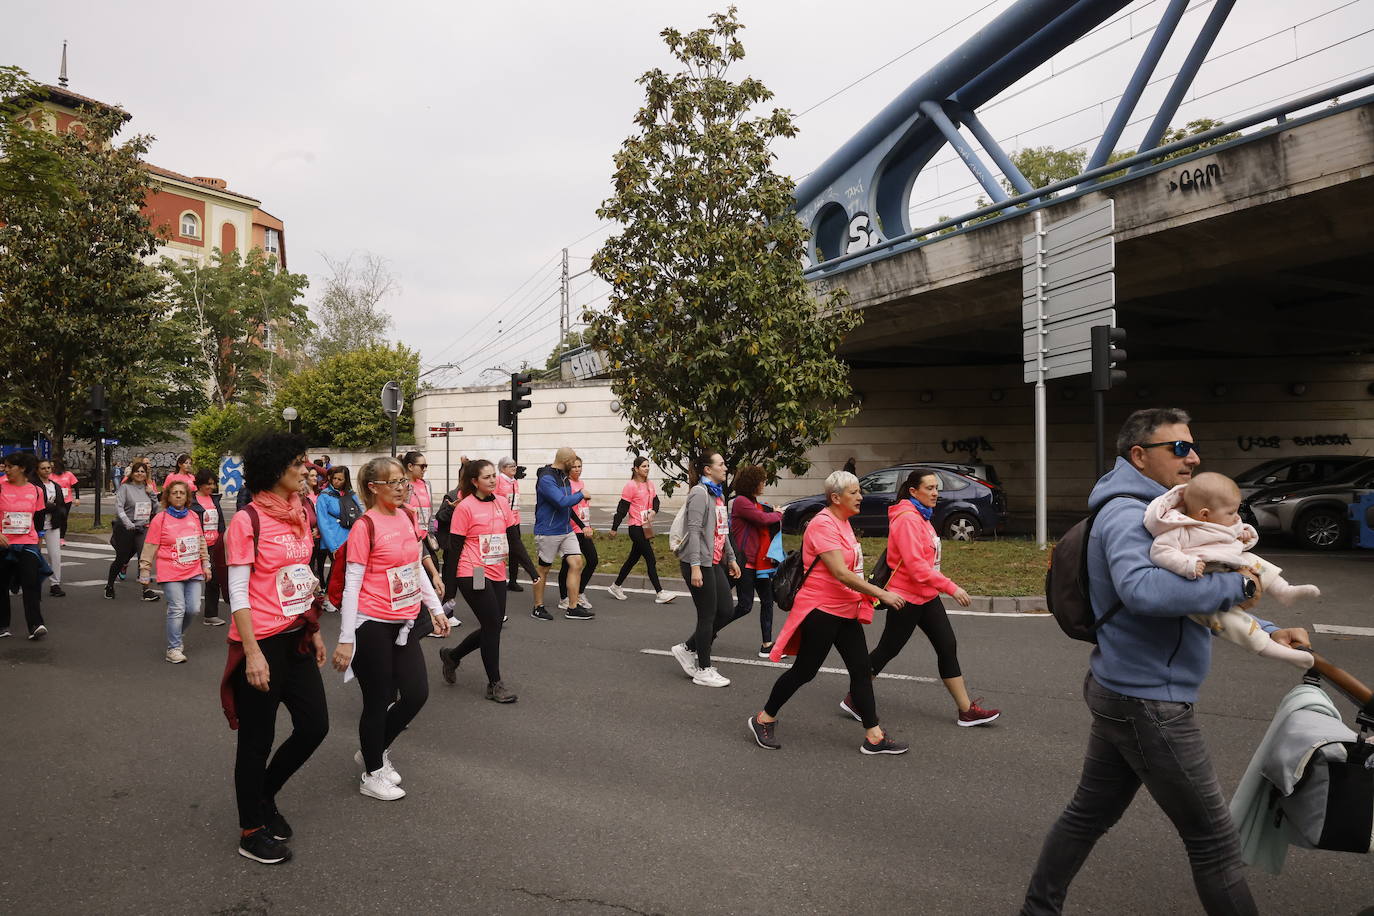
{"left": 1093, "top": 390, "right": 1106, "bottom": 479}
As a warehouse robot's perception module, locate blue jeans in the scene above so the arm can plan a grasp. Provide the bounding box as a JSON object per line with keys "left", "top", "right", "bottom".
{"left": 163, "top": 577, "right": 204, "bottom": 650}
{"left": 1021, "top": 673, "right": 1257, "bottom": 916}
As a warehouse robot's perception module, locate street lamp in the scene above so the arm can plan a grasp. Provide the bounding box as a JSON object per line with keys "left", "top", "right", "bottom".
{"left": 281, "top": 406, "right": 298, "bottom": 434}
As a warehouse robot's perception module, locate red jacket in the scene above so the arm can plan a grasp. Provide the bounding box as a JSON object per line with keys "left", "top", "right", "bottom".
{"left": 730, "top": 495, "right": 781, "bottom": 570}
{"left": 886, "top": 501, "right": 957, "bottom": 604}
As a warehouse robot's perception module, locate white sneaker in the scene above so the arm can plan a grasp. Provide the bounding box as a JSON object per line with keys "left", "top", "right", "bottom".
{"left": 442, "top": 599, "right": 456, "bottom": 614}
{"left": 165, "top": 647, "right": 187, "bottom": 664}
{"left": 557, "top": 598, "right": 569, "bottom": 610}
{"left": 669, "top": 643, "right": 698, "bottom": 678}
{"left": 446, "top": 616, "right": 461, "bottom": 629}
{"left": 577, "top": 594, "right": 593, "bottom": 610}
{"left": 354, "top": 749, "right": 401, "bottom": 785}
{"left": 359, "top": 771, "right": 406, "bottom": 800}
{"left": 608, "top": 584, "right": 627, "bottom": 601}
{"left": 692, "top": 666, "right": 731, "bottom": 688}
{"left": 654, "top": 591, "right": 676, "bottom": 604}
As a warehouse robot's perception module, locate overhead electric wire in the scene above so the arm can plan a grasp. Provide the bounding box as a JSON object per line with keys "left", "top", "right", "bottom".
{"left": 423, "top": 255, "right": 560, "bottom": 367}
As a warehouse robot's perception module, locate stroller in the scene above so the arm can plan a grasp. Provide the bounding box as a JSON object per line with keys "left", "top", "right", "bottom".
{"left": 1231, "top": 654, "right": 1374, "bottom": 873}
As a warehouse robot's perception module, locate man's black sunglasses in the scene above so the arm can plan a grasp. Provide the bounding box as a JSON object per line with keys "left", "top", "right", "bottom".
{"left": 1139, "top": 440, "right": 1201, "bottom": 458}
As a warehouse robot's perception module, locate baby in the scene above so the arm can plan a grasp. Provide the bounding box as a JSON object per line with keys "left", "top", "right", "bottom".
{"left": 1144, "top": 471, "right": 1318, "bottom": 670}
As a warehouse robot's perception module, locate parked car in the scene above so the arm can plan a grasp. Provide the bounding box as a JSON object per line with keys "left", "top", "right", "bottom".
{"left": 1242, "top": 457, "right": 1374, "bottom": 549}
{"left": 779, "top": 463, "right": 1008, "bottom": 540}
{"left": 1233, "top": 455, "right": 1365, "bottom": 500}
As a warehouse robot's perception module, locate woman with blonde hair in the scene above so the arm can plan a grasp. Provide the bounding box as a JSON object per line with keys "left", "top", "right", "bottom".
{"left": 139, "top": 480, "right": 210, "bottom": 663}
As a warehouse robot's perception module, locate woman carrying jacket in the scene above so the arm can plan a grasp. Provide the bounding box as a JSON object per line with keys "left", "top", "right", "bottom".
{"left": 729, "top": 465, "right": 783, "bottom": 658}
{"left": 608, "top": 456, "right": 673, "bottom": 604}
{"left": 667, "top": 452, "right": 740, "bottom": 689}
{"left": 106, "top": 461, "right": 159, "bottom": 601}
{"left": 842, "top": 468, "right": 999, "bottom": 727}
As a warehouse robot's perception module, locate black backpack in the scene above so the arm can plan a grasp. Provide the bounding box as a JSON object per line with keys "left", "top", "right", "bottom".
{"left": 773, "top": 550, "right": 819, "bottom": 613}
{"left": 868, "top": 547, "right": 894, "bottom": 589}
{"left": 1045, "top": 495, "right": 1145, "bottom": 643}
{"left": 337, "top": 492, "right": 362, "bottom": 529}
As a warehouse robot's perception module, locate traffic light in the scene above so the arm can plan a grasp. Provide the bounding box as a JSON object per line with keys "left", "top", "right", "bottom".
{"left": 497, "top": 399, "right": 513, "bottom": 429}
{"left": 85, "top": 384, "right": 108, "bottom": 426}
{"left": 510, "top": 371, "right": 533, "bottom": 415}
{"left": 1091, "top": 325, "right": 1127, "bottom": 392}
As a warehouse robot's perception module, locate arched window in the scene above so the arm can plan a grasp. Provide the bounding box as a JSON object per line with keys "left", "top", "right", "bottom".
{"left": 179, "top": 212, "right": 200, "bottom": 239}
{"left": 221, "top": 222, "right": 237, "bottom": 254}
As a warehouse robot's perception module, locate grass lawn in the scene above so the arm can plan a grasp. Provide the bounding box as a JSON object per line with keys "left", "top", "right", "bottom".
{"left": 523, "top": 531, "right": 1053, "bottom": 597}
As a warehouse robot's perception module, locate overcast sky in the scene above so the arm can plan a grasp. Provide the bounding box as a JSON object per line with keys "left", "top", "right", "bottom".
{"left": 7, "top": 0, "right": 1371, "bottom": 385}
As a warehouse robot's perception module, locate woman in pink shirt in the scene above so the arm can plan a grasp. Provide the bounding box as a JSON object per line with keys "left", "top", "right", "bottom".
{"left": 496, "top": 457, "right": 539, "bottom": 592}
{"left": 163, "top": 454, "right": 197, "bottom": 494}
{"left": 0, "top": 451, "right": 49, "bottom": 640}
{"left": 50, "top": 458, "right": 79, "bottom": 544}
{"left": 608, "top": 456, "right": 674, "bottom": 604}
{"left": 139, "top": 480, "right": 211, "bottom": 664}
{"left": 192, "top": 469, "right": 228, "bottom": 627}
{"left": 223, "top": 433, "right": 328, "bottom": 866}
{"left": 748, "top": 470, "right": 909, "bottom": 755}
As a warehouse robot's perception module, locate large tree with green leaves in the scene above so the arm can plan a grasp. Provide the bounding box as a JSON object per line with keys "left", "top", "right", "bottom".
{"left": 272, "top": 344, "right": 420, "bottom": 449}
{"left": 587, "top": 7, "right": 859, "bottom": 492}
{"left": 0, "top": 68, "right": 74, "bottom": 211}
{"left": 161, "top": 248, "right": 312, "bottom": 408}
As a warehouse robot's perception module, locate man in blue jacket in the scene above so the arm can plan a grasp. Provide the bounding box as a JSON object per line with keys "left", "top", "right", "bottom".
{"left": 530, "top": 446, "right": 591, "bottom": 622}
{"left": 1021, "top": 408, "right": 1310, "bottom": 916}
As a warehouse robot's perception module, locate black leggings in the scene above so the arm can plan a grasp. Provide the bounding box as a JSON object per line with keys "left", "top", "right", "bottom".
{"left": 764, "top": 609, "right": 879, "bottom": 729}
{"left": 350, "top": 620, "right": 430, "bottom": 773}
{"left": 681, "top": 562, "right": 733, "bottom": 669}
{"left": 505, "top": 524, "right": 537, "bottom": 585}
{"left": 204, "top": 539, "right": 229, "bottom": 619}
{"left": 558, "top": 533, "right": 597, "bottom": 598}
{"left": 106, "top": 525, "right": 146, "bottom": 587}
{"left": 0, "top": 548, "right": 45, "bottom": 634}
{"left": 232, "top": 629, "right": 329, "bottom": 830}
{"left": 732, "top": 569, "right": 776, "bottom": 644}
{"left": 869, "top": 597, "right": 962, "bottom": 680}
{"left": 615, "top": 526, "right": 662, "bottom": 592}
{"left": 453, "top": 578, "right": 506, "bottom": 684}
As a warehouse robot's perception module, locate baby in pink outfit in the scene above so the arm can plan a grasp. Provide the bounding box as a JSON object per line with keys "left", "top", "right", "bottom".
{"left": 1144, "top": 472, "right": 1317, "bottom": 670}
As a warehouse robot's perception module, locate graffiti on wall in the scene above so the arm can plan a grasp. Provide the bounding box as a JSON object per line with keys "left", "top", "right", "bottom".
{"left": 1236, "top": 433, "right": 1353, "bottom": 451}
{"left": 942, "top": 436, "right": 995, "bottom": 460}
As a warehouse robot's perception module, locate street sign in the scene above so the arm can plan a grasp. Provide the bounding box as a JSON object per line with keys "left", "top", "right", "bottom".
{"left": 380, "top": 381, "right": 402, "bottom": 417}
{"left": 102, "top": 438, "right": 120, "bottom": 445}
{"left": 1021, "top": 200, "right": 1115, "bottom": 383}
{"left": 563, "top": 346, "right": 608, "bottom": 381}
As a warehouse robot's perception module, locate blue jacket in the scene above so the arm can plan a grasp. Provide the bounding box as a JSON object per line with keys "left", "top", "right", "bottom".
{"left": 316, "top": 486, "right": 362, "bottom": 553}
{"left": 533, "top": 465, "right": 585, "bottom": 536}
{"left": 1087, "top": 457, "right": 1274, "bottom": 703}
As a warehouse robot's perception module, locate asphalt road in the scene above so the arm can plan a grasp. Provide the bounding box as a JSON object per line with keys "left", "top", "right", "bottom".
{"left": 2, "top": 543, "right": 1373, "bottom": 915}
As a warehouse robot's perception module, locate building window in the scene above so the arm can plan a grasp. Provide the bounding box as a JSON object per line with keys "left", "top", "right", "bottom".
{"left": 180, "top": 212, "right": 201, "bottom": 239}
{"left": 263, "top": 228, "right": 280, "bottom": 254}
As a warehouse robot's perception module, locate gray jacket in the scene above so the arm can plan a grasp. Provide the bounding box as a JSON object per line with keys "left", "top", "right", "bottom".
{"left": 676, "top": 483, "right": 736, "bottom": 569}
{"left": 115, "top": 482, "right": 157, "bottom": 531}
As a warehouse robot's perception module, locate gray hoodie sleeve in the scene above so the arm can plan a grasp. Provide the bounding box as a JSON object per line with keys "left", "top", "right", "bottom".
{"left": 115, "top": 484, "right": 134, "bottom": 529}
{"left": 679, "top": 485, "right": 708, "bottom": 567}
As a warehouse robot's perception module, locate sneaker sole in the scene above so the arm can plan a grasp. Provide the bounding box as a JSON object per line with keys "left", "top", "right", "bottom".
{"left": 238, "top": 846, "right": 291, "bottom": 865}
{"left": 839, "top": 700, "right": 862, "bottom": 722}
{"left": 654, "top": 596, "right": 676, "bottom": 604}
{"left": 563, "top": 613, "right": 595, "bottom": 620}
{"left": 670, "top": 648, "right": 697, "bottom": 678}
{"left": 165, "top": 656, "right": 186, "bottom": 664}
{"left": 359, "top": 784, "right": 406, "bottom": 800}
{"left": 860, "top": 744, "right": 910, "bottom": 755}
{"left": 439, "top": 650, "right": 458, "bottom": 685}
{"left": 486, "top": 694, "right": 518, "bottom": 704}
{"left": 958, "top": 712, "right": 1001, "bottom": 727}
{"left": 692, "top": 676, "right": 730, "bottom": 687}
{"left": 747, "top": 716, "right": 780, "bottom": 750}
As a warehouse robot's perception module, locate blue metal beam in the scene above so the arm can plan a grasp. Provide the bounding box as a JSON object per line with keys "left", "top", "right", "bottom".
{"left": 918, "top": 100, "right": 1009, "bottom": 203}
{"left": 1131, "top": 0, "right": 1237, "bottom": 171}
{"left": 957, "top": 107, "right": 1034, "bottom": 195}
{"left": 1087, "top": 0, "right": 1190, "bottom": 172}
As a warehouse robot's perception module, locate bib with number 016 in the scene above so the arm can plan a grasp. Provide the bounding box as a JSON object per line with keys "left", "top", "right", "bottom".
{"left": 202, "top": 509, "right": 219, "bottom": 530}
{"left": 479, "top": 533, "right": 509, "bottom": 564}
{"left": 175, "top": 535, "right": 200, "bottom": 565}
{"left": 2, "top": 511, "right": 30, "bottom": 535}
{"left": 276, "top": 564, "right": 317, "bottom": 617}
{"left": 387, "top": 561, "right": 421, "bottom": 611}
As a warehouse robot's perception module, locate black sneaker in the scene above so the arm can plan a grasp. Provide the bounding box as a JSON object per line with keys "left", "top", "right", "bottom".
{"left": 262, "top": 803, "right": 292, "bottom": 841}
{"left": 485, "top": 680, "right": 518, "bottom": 703}
{"left": 104, "top": 585, "right": 115, "bottom": 600}
{"left": 142, "top": 588, "right": 159, "bottom": 601}
{"left": 439, "top": 647, "right": 459, "bottom": 685}
{"left": 564, "top": 606, "right": 595, "bottom": 620}
{"left": 748, "top": 714, "right": 780, "bottom": 750}
{"left": 530, "top": 606, "right": 553, "bottom": 621}
{"left": 860, "top": 732, "right": 910, "bottom": 756}
{"left": 238, "top": 827, "right": 292, "bottom": 864}
{"left": 507, "top": 581, "right": 524, "bottom": 592}
{"left": 8, "top": 580, "right": 18, "bottom": 595}
{"left": 49, "top": 585, "right": 65, "bottom": 597}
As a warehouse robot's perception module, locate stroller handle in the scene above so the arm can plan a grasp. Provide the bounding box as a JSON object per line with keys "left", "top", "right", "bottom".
{"left": 1308, "top": 653, "right": 1374, "bottom": 710}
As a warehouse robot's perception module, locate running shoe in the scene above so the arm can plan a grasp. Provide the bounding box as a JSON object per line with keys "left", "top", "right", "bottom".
{"left": 9, "top": 580, "right": 19, "bottom": 595}
{"left": 238, "top": 828, "right": 292, "bottom": 865}
{"left": 577, "top": 594, "right": 593, "bottom": 610}
{"left": 0, "top": 629, "right": 10, "bottom": 638}
{"left": 118, "top": 570, "right": 126, "bottom": 581}
{"left": 748, "top": 714, "right": 780, "bottom": 750}
{"left": 142, "top": 588, "right": 159, "bottom": 601}
{"left": 485, "top": 681, "right": 518, "bottom": 703}
{"left": 839, "top": 694, "right": 862, "bottom": 722}
{"left": 165, "top": 647, "right": 186, "bottom": 663}
{"left": 439, "top": 647, "right": 459, "bottom": 685}
{"left": 654, "top": 591, "right": 676, "bottom": 604}
{"left": 669, "top": 643, "right": 697, "bottom": 678}
{"left": 28, "top": 625, "right": 47, "bottom": 641}
{"left": 104, "top": 585, "right": 115, "bottom": 600}
{"left": 355, "top": 750, "right": 401, "bottom": 786}
{"left": 442, "top": 598, "right": 456, "bottom": 614}
{"left": 262, "top": 803, "right": 292, "bottom": 841}
{"left": 557, "top": 598, "right": 569, "bottom": 610}
{"left": 692, "top": 666, "right": 730, "bottom": 688}
{"left": 860, "top": 733, "right": 910, "bottom": 755}
{"left": 446, "top": 616, "right": 461, "bottom": 629}
{"left": 49, "top": 585, "right": 65, "bottom": 597}
{"left": 758, "top": 644, "right": 774, "bottom": 659}
{"left": 607, "top": 584, "right": 627, "bottom": 600}
{"left": 359, "top": 772, "right": 405, "bottom": 801}
{"left": 958, "top": 699, "right": 1001, "bottom": 727}
{"left": 204, "top": 615, "right": 227, "bottom": 627}
{"left": 507, "top": 581, "right": 524, "bottom": 592}
{"left": 564, "top": 606, "right": 594, "bottom": 620}
{"left": 530, "top": 605, "right": 553, "bottom": 621}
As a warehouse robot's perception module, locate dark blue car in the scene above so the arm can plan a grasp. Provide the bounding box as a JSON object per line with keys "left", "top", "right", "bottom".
{"left": 779, "top": 463, "right": 1008, "bottom": 540}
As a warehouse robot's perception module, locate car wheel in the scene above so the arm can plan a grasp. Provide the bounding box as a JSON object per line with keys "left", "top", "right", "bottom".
{"left": 942, "top": 512, "right": 981, "bottom": 542}
{"left": 1296, "top": 507, "right": 1347, "bottom": 550}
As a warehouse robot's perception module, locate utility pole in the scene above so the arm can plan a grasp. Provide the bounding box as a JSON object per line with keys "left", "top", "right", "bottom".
{"left": 560, "top": 247, "right": 570, "bottom": 343}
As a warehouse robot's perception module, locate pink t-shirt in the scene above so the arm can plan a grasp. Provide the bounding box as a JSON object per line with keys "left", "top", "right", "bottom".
{"left": 0, "top": 480, "right": 41, "bottom": 545}
{"left": 163, "top": 472, "right": 196, "bottom": 495}
{"left": 619, "top": 480, "right": 657, "bottom": 527}
{"left": 451, "top": 494, "right": 516, "bottom": 580}
{"left": 347, "top": 508, "right": 424, "bottom": 621}
{"left": 224, "top": 507, "right": 317, "bottom": 642}
{"left": 196, "top": 493, "right": 221, "bottom": 547}
{"left": 146, "top": 510, "right": 205, "bottom": 582}
{"left": 407, "top": 478, "right": 433, "bottom": 530}
{"left": 51, "top": 470, "right": 78, "bottom": 504}
{"left": 571, "top": 479, "right": 590, "bottom": 528}
{"left": 793, "top": 509, "right": 866, "bottom": 619}
{"left": 495, "top": 474, "right": 521, "bottom": 526}
{"left": 712, "top": 494, "right": 728, "bottom": 565}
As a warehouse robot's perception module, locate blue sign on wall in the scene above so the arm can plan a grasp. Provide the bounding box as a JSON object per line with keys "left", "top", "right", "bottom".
{"left": 219, "top": 456, "right": 244, "bottom": 499}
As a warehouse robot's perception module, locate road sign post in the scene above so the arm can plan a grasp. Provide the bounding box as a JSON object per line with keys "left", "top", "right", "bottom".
{"left": 381, "top": 381, "right": 402, "bottom": 457}
{"left": 427, "top": 422, "right": 462, "bottom": 493}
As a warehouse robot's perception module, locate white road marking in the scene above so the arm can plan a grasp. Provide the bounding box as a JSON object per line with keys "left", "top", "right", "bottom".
{"left": 57, "top": 550, "right": 115, "bottom": 561}
{"left": 591, "top": 584, "right": 1047, "bottom": 618}
{"left": 639, "top": 649, "right": 939, "bottom": 683}
{"left": 63, "top": 580, "right": 111, "bottom": 588}
{"left": 1314, "top": 624, "right": 1374, "bottom": 637}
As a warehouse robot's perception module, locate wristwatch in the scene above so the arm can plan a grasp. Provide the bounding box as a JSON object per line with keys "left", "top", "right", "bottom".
{"left": 1240, "top": 576, "right": 1257, "bottom": 602}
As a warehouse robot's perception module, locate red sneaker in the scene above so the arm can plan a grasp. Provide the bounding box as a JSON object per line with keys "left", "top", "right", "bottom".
{"left": 958, "top": 699, "right": 1000, "bottom": 727}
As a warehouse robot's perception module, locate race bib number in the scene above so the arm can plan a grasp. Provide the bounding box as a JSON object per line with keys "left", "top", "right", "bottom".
{"left": 202, "top": 509, "right": 219, "bottom": 531}
{"left": 931, "top": 530, "right": 942, "bottom": 571}
{"left": 416, "top": 506, "right": 431, "bottom": 528}
{"left": 175, "top": 535, "right": 200, "bottom": 565}
{"left": 852, "top": 543, "right": 864, "bottom": 576}
{"left": 576, "top": 501, "right": 589, "bottom": 523}
{"left": 60, "top": 486, "right": 71, "bottom": 501}
{"left": 275, "top": 564, "right": 317, "bottom": 617}
{"left": 387, "top": 562, "right": 421, "bottom": 611}
{"left": 3, "top": 511, "right": 30, "bottom": 535}
{"left": 479, "top": 533, "right": 509, "bottom": 564}
{"left": 134, "top": 502, "right": 151, "bottom": 523}
{"left": 715, "top": 505, "right": 729, "bottom": 536}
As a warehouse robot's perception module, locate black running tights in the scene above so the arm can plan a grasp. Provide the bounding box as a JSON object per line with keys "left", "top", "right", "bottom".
{"left": 681, "top": 562, "right": 733, "bottom": 670}
{"left": 0, "top": 548, "right": 44, "bottom": 634}
{"left": 106, "top": 525, "right": 145, "bottom": 587}
{"left": 351, "top": 620, "right": 430, "bottom": 774}
{"left": 764, "top": 609, "right": 878, "bottom": 729}
{"left": 453, "top": 578, "right": 506, "bottom": 684}
{"left": 558, "top": 533, "right": 597, "bottom": 598}
{"left": 869, "top": 596, "right": 962, "bottom": 680}
{"left": 505, "top": 523, "right": 538, "bottom": 585}
{"left": 615, "top": 525, "right": 662, "bottom": 592}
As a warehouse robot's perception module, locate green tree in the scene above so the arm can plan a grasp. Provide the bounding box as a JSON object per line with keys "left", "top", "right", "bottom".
{"left": 308, "top": 252, "right": 396, "bottom": 362}
{"left": 187, "top": 403, "right": 253, "bottom": 471}
{"left": 542, "top": 329, "right": 586, "bottom": 376}
{"left": 272, "top": 344, "right": 420, "bottom": 449}
{"left": 0, "top": 104, "right": 189, "bottom": 460}
{"left": 0, "top": 67, "right": 75, "bottom": 211}
{"left": 588, "top": 8, "right": 859, "bottom": 492}
{"left": 161, "top": 248, "right": 312, "bottom": 408}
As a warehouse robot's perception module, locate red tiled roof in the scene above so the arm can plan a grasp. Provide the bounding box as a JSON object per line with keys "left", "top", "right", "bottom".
{"left": 143, "top": 162, "right": 260, "bottom": 204}
{"left": 36, "top": 83, "right": 130, "bottom": 120}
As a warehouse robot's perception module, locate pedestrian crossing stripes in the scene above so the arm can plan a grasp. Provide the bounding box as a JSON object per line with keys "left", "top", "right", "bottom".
{"left": 639, "top": 649, "right": 940, "bottom": 683}
{"left": 1314, "top": 623, "right": 1374, "bottom": 638}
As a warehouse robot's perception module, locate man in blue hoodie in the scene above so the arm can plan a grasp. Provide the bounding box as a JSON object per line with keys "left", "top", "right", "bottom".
{"left": 1021, "top": 408, "right": 1310, "bottom": 916}
{"left": 530, "top": 446, "right": 591, "bottom": 622}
